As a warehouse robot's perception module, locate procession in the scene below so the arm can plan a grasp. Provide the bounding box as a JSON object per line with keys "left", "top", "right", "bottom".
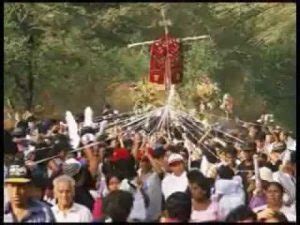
{"left": 4, "top": 3, "right": 296, "bottom": 223}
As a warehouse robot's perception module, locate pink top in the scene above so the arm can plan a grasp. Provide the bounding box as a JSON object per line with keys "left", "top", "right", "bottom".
{"left": 190, "top": 200, "right": 220, "bottom": 222}
{"left": 92, "top": 196, "right": 103, "bottom": 220}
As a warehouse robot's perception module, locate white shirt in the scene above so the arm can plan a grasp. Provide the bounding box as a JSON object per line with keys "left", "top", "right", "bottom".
{"left": 162, "top": 171, "right": 188, "bottom": 200}
{"left": 51, "top": 202, "right": 93, "bottom": 222}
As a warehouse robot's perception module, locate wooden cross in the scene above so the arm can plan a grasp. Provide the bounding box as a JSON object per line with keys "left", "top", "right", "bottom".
{"left": 159, "top": 7, "right": 172, "bottom": 36}
{"left": 127, "top": 7, "right": 211, "bottom": 90}
{"left": 127, "top": 7, "right": 210, "bottom": 48}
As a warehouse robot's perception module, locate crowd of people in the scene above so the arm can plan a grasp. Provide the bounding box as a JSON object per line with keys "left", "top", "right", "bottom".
{"left": 3, "top": 104, "right": 297, "bottom": 223}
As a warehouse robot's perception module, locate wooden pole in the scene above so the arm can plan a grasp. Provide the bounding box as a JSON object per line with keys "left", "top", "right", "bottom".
{"left": 127, "top": 35, "right": 210, "bottom": 48}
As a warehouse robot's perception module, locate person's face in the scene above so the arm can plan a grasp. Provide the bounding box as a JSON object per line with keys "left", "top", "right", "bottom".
{"left": 272, "top": 133, "right": 280, "bottom": 142}
{"left": 28, "top": 152, "right": 36, "bottom": 161}
{"left": 134, "top": 133, "right": 142, "bottom": 142}
{"left": 59, "top": 150, "right": 67, "bottom": 160}
{"left": 54, "top": 182, "right": 74, "bottom": 208}
{"left": 108, "top": 177, "right": 121, "bottom": 192}
{"left": 225, "top": 153, "right": 236, "bottom": 166}
{"left": 218, "top": 151, "right": 226, "bottom": 162}
{"left": 189, "top": 182, "right": 207, "bottom": 201}
{"left": 242, "top": 150, "right": 254, "bottom": 161}
{"left": 258, "top": 155, "right": 267, "bottom": 167}
{"left": 255, "top": 140, "right": 264, "bottom": 149}
{"left": 249, "top": 127, "right": 258, "bottom": 137}
{"left": 140, "top": 160, "right": 152, "bottom": 172}
{"left": 92, "top": 145, "right": 101, "bottom": 157}
{"left": 6, "top": 182, "right": 29, "bottom": 207}
{"left": 265, "top": 184, "right": 283, "bottom": 206}
{"left": 169, "top": 161, "right": 184, "bottom": 176}
{"left": 265, "top": 135, "right": 274, "bottom": 144}
{"left": 270, "top": 151, "right": 281, "bottom": 163}
{"left": 279, "top": 132, "right": 287, "bottom": 142}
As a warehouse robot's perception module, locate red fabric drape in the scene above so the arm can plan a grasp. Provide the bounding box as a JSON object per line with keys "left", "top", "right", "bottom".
{"left": 149, "top": 34, "right": 182, "bottom": 85}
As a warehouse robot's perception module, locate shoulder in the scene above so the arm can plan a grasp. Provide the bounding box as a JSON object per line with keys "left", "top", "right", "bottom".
{"left": 162, "top": 173, "right": 172, "bottom": 183}
{"left": 210, "top": 199, "right": 219, "bottom": 210}
{"left": 73, "top": 202, "right": 92, "bottom": 213}
{"left": 51, "top": 204, "right": 59, "bottom": 212}
{"left": 30, "top": 199, "right": 51, "bottom": 210}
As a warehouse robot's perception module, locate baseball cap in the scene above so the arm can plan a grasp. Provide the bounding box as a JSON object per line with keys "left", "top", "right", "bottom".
{"left": 168, "top": 153, "right": 184, "bottom": 165}
{"left": 5, "top": 163, "right": 31, "bottom": 184}
{"left": 62, "top": 158, "right": 82, "bottom": 177}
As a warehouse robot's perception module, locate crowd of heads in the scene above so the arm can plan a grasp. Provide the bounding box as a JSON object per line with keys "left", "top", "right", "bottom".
{"left": 3, "top": 106, "right": 296, "bottom": 223}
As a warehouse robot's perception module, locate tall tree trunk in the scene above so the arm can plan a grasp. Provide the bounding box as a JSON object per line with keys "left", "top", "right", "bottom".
{"left": 26, "top": 35, "right": 35, "bottom": 111}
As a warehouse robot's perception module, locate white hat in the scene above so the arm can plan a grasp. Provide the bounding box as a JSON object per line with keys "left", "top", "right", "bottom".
{"left": 252, "top": 167, "right": 273, "bottom": 182}
{"left": 62, "top": 158, "right": 82, "bottom": 177}
{"left": 168, "top": 153, "right": 184, "bottom": 165}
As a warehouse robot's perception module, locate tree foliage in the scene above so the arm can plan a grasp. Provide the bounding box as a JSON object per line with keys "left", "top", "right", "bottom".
{"left": 4, "top": 3, "right": 296, "bottom": 131}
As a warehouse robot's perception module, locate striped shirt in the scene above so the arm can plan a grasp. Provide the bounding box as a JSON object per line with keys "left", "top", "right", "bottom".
{"left": 4, "top": 199, "right": 56, "bottom": 223}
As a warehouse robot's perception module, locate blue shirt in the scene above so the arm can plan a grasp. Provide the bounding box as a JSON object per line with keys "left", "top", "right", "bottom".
{"left": 4, "top": 198, "right": 56, "bottom": 223}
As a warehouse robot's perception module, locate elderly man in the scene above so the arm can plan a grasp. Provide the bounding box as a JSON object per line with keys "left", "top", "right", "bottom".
{"left": 4, "top": 162, "right": 55, "bottom": 222}
{"left": 51, "top": 175, "right": 93, "bottom": 222}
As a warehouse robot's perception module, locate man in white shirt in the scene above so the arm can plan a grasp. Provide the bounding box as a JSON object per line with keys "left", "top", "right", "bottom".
{"left": 51, "top": 175, "right": 92, "bottom": 222}
{"left": 162, "top": 153, "right": 188, "bottom": 200}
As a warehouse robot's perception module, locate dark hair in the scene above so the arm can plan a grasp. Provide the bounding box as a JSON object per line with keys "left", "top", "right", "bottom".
{"left": 165, "top": 192, "right": 191, "bottom": 222}
{"left": 105, "top": 173, "right": 123, "bottom": 187}
{"left": 202, "top": 145, "right": 218, "bottom": 164}
{"left": 258, "top": 152, "right": 268, "bottom": 160}
{"left": 190, "top": 160, "right": 201, "bottom": 169}
{"left": 76, "top": 113, "right": 84, "bottom": 123}
{"left": 272, "top": 132, "right": 280, "bottom": 142}
{"left": 225, "top": 205, "right": 257, "bottom": 222}
{"left": 217, "top": 165, "right": 234, "bottom": 180}
{"left": 123, "top": 139, "right": 133, "bottom": 151}
{"left": 16, "top": 120, "right": 28, "bottom": 130}
{"left": 111, "top": 155, "right": 137, "bottom": 180}
{"left": 255, "top": 132, "right": 265, "bottom": 142}
{"left": 103, "top": 190, "right": 133, "bottom": 222}
{"left": 104, "top": 104, "right": 111, "bottom": 109}
{"left": 4, "top": 130, "right": 18, "bottom": 155}
{"left": 157, "top": 137, "right": 167, "bottom": 145}
{"left": 225, "top": 145, "right": 237, "bottom": 157}
{"left": 271, "top": 211, "right": 289, "bottom": 222}
{"left": 152, "top": 146, "right": 165, "bottom": 159}
{"left": 172, "top": 126, "right": 183, "bottom": 140}
{"left": 266, "top": 182, "right": 284, "bottom": 195}
{"left": 187, "top": 170, "right": 211, "bottom": 199}
{"left": 26, "top": 115, "right": 36, "bottom": 122}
